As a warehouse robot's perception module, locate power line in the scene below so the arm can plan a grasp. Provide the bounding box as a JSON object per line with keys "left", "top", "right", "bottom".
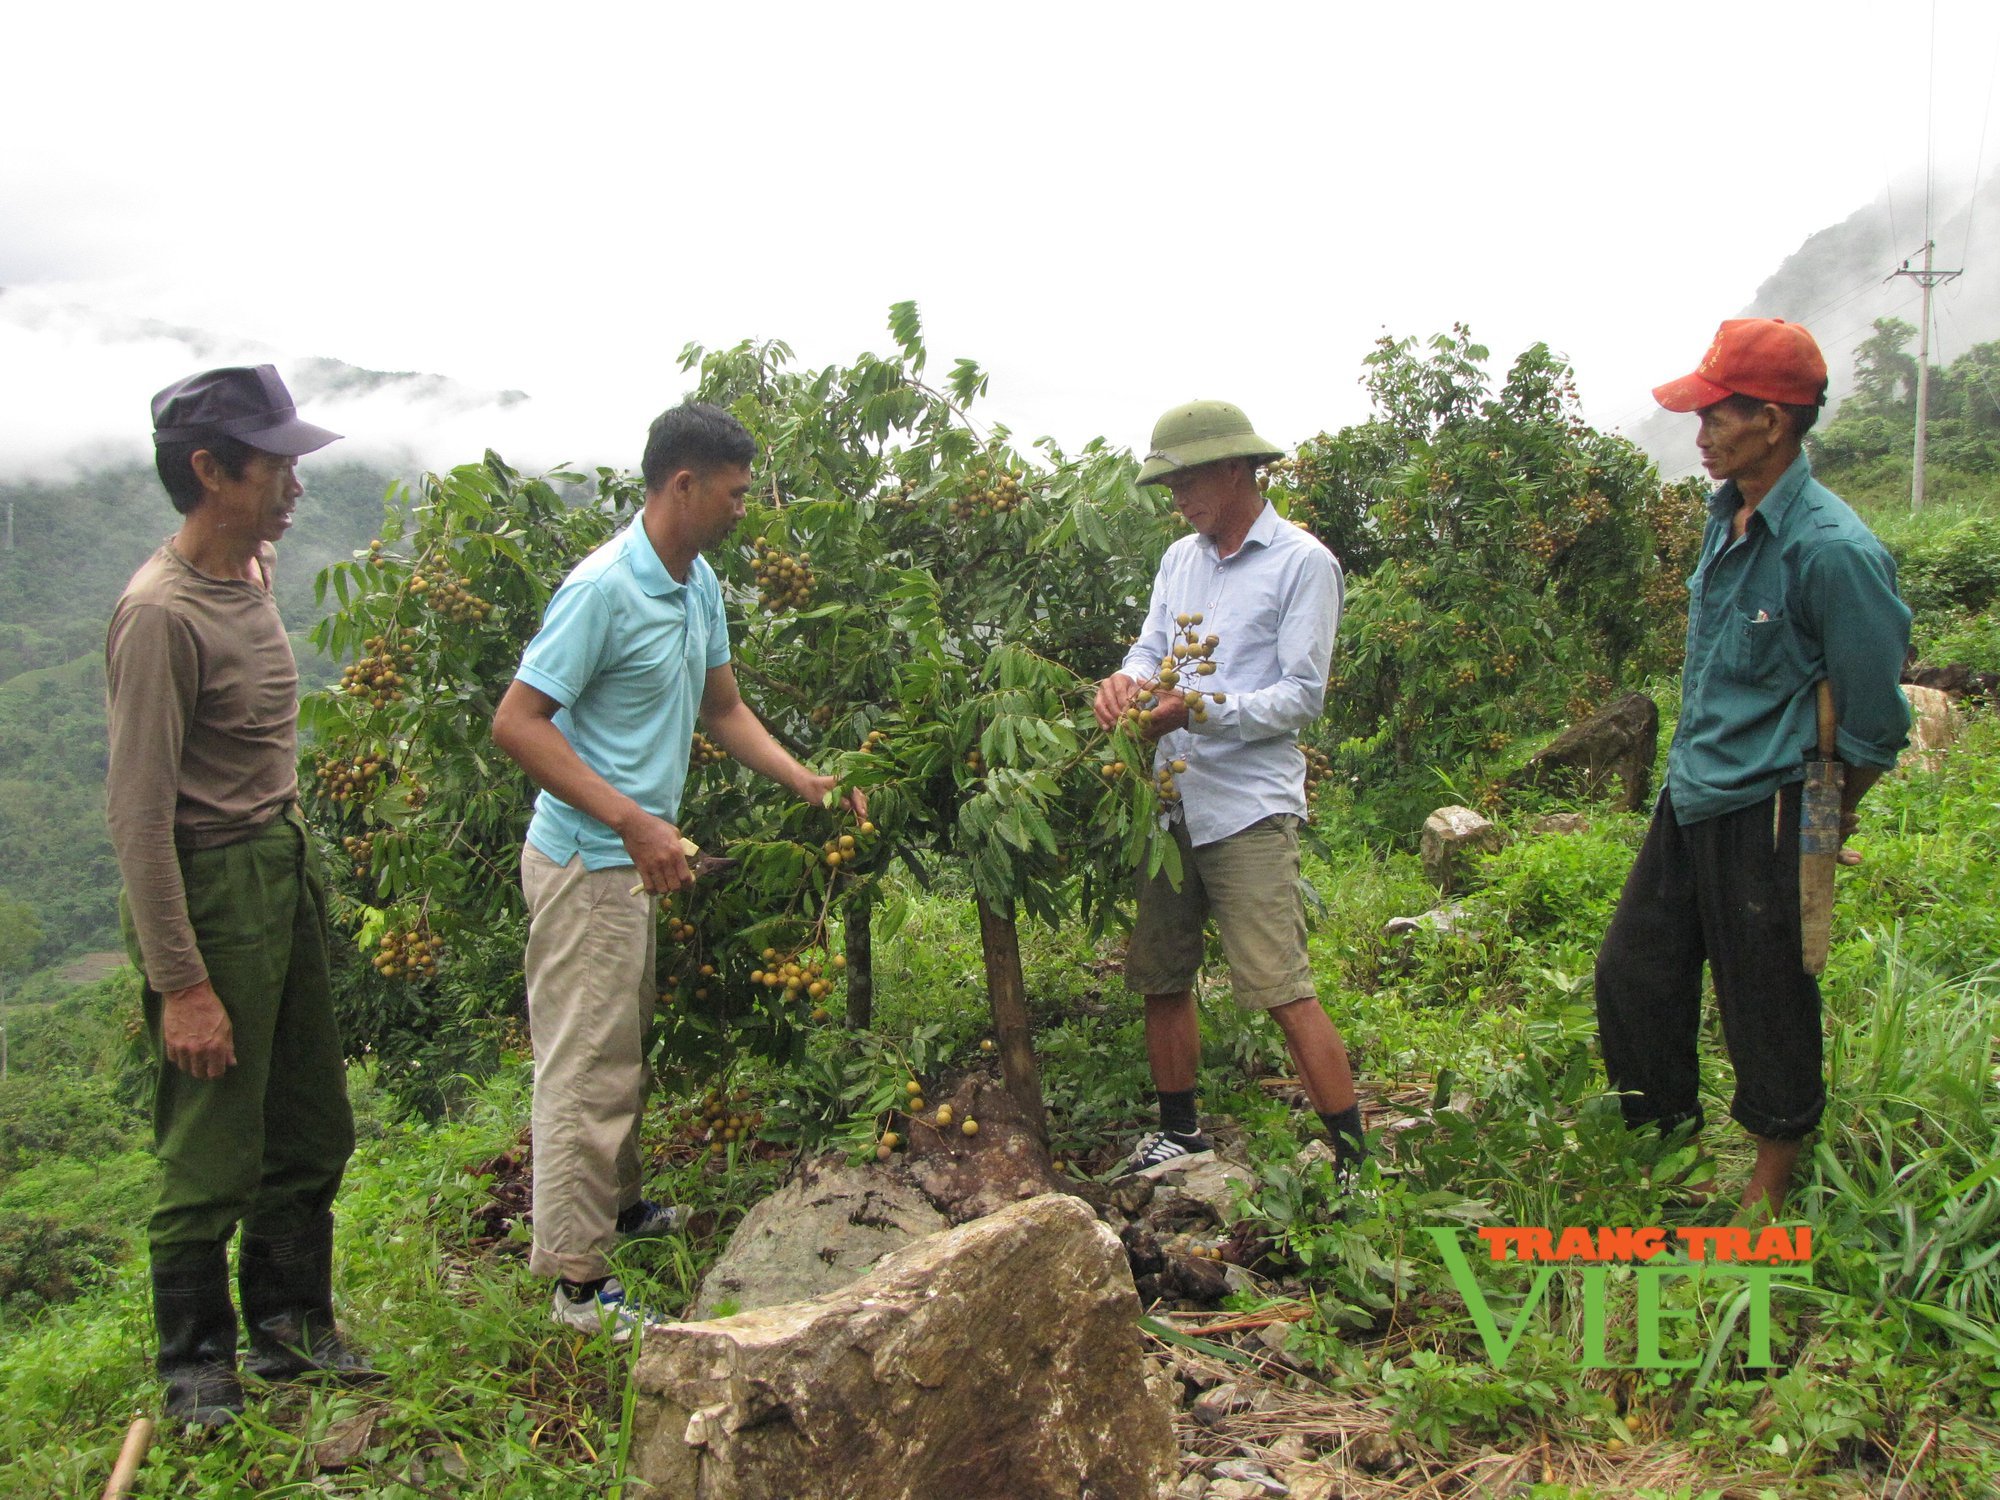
{"left": 1963, "top": 22, "right": 2000, "bottom": 270}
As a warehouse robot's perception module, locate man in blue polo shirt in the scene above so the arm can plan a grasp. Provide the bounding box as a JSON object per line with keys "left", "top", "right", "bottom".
{"left": 1595, "top": 319, "right": 1911, "bottom": 1219}
{"left": 493, "top": 403, "right": 861, "bottom": 1337}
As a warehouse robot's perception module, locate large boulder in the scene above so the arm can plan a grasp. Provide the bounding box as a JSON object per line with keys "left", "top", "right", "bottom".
{"left": 1902, "top": 684, "right": 1957, "bottom": 771}
{"left": 690, "top": 1157, "right": 947, "bottom": 1318}
{"left": 1420, "top": 805, "right": 1504, "bottom": 893}
{"left": 1509, "top": 692, "right": 1659, "bottom": 811}
{"left": 627, "top": 1193, "right": 1178, "bottom": 1500}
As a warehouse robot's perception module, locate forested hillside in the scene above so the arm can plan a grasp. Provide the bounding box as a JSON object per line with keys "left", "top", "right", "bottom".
{"left": 0, "top": 458, "right": 400, "bottom": 963}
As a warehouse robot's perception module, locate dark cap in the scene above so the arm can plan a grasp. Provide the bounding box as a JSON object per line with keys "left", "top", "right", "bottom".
{"left": 150, "top": 365, "right": 342, "bottom": 455}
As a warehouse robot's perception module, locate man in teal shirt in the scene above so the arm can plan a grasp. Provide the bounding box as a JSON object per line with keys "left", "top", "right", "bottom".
{"left": 493, "top": 403, "right": 862, "bottom": 1338}
{"left": 1595, "top": 319, "right": 1911, "bottom": 1219}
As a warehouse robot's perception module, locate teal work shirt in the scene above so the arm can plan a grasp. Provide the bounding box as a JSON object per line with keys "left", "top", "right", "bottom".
{"left": 1666, "top": 452, "right": 1911, "bottom": 824}
{"left": 517, "top": 521, "right": 732, "bottom": 869}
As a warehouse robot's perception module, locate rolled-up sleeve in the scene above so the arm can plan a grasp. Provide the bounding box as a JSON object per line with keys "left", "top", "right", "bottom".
{"left": 1193, "top": 550, "right": 1341, "bottom": 742}
{"left": 1807, "top": 540, "right": 1912, "bottom": 769}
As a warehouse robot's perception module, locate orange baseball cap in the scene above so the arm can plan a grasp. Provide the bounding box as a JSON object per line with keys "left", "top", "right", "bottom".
{"left": 1653, "top": 319, "right": 1829, "bottom": 412}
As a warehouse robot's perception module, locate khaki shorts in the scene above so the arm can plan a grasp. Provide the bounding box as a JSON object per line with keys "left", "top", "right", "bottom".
{"left": 1124, "top": 814, "right": 1314, "bottom": 1010}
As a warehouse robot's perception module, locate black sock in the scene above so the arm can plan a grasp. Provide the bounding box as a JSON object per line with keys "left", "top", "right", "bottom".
{"left": 558, "top": 1276, "right": 608, "bottom": 1303}
{"left": 614, "top": 1201, "right": 644, "bottom": 1233}
{"left": 1157, "top": 1089, "right": 1201, "bottom": 1138}
{"left": 1320, "top": 1105, "right": 1365, "bottom": 1170}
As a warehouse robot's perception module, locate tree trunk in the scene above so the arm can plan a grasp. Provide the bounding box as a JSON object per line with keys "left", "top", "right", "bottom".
{"left": 974, "top": 894, "right": 1047, "bottom": 1143}
{"left": 844, "top": 888, "right": 874, "bottom": 1030}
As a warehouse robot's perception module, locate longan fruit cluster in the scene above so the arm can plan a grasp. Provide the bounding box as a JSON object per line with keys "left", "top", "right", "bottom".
{"left": 860, "top": 728, "right": 889, "bottom": 754}
{"left": 750, "top": 947, "right": 844, "bottom": 1006}
{"left": 310, "top": 747, "right": 386, "bottom": 805}
{"left": 1120, "top": 613, "right": 1224, "bottom": 734}
{"left": 1155, "top": 755, "right": 1190, "bottom": 805}
{"left": 690, "top": 731, "right": 727, "bottom": 768}
{"left": 341, "top": 832, "right": 375, "bottom": 878}
{"left": 373, "top": 918, "right": 440, "bottom": 980}
{"left": 1303, "top": 744, "right": 1333, "bottom": 799}
{"left": 752, "top": 539, "right": 814, "bottom": 612}
{"left": 664, "top": 914, "right": 697, "bottom": 943}
{"left": 693, "top": 1086, "right": 763, "bottom": 1156}
{"left": 340, "top": 631, "right": 412, "bottom": 708}
{"left": 410, "top": 555, "right": 491, "bottom": 624}
{"left": 819, "top": 819, "right": 877, "bottom": 869}
{"left": 951, "top": 463, "right": 1028, "bottom": 521}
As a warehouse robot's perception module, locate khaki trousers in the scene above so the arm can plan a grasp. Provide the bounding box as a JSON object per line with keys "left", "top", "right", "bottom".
{"left": 521, "top": 843, "right": 655, "bottom": 1282}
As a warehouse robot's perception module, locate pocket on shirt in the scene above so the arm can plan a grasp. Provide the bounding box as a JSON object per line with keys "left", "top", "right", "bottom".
{"left": 1724, "top": 609, "right": 1798, "bottom": 686}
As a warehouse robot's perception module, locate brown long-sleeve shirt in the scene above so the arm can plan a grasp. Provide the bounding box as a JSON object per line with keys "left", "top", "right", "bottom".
{"left": 105, "top": 541, "right": 299, "bottom": 993}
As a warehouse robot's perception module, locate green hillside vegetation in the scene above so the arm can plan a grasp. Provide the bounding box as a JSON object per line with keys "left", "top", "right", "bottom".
{"left": 0, "top": 313, "right": 1995, "bottom": 1495}
{"left": 0, "top": 459, "right": 401, "bottom": 964}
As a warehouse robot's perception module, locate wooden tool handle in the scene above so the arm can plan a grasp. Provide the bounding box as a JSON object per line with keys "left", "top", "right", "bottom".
{"left": 100, "top": 1417, "right": 154, "bottom": 1500}
{"left": 1816, "top": 680, "right": 1837, "bottom": 759}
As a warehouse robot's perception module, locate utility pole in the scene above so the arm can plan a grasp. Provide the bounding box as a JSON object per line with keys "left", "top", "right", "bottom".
{"left": 1890, "top": 240, "right": 1962, "bottom": 510}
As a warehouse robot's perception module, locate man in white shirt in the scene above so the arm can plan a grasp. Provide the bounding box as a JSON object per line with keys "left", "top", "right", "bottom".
{"left": 1094, "top": 400, "right": 1363, "bottom": 1179}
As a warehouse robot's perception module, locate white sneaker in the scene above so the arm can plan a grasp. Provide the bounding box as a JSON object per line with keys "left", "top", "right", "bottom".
{"left": 616, "top": 1199, "right": 687, "bottom": 1238}
{"left": 549, "top": 1277, "right": 655, "bottom": 1342}
{"left": 1121, "top": 1130, "right": 1216, "bottom": 1178}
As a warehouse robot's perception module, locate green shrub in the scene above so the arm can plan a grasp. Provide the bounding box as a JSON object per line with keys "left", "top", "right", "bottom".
{"left": 0, "top": 1215, "right": 124, "bottom": 1311}
{"left": 0, "top": 1073, "right": 141, "bottom": 1178}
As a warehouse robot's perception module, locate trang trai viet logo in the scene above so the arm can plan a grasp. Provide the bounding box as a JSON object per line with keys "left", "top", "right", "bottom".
{"left": 1429, "top": 1224, "right": 1814, "bottom": 1371}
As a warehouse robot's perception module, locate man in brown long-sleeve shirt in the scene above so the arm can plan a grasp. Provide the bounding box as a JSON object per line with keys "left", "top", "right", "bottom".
{"left": 108, "top": 365, "right": 374, "bottom": 1426}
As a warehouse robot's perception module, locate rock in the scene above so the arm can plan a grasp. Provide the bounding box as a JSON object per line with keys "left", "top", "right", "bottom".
{"left": 629, "top": 1194, "right": 1176, "bottom": 1500}
{"left": 1208, "top": 1481, "right": 1270, "bottom": 1500}
{"left": 1287, "top": 1473, "right": 1338, "bottom": 1500}
{"left": 904, "top": 1075, "right": 1064, "bottom": 1223}
{"left": 1347, "top": 1430, "right": 1410, "bottom": 1475}
{"left": 1381, "top": 902, "right": 1477, "bottom": 943}
{"left": 1121, "top": 1221, "right": 1166, "bottom": 1278}
{"left": 1172, "top": 1475, "right": 1211, "bottom": 1500}
{"left": 691, "top": 1156, "right": 946, "bottom": 1317}
{"left": 1155, "top": 1154, "right": 1258, "bottom": 1225}
{"left": 1903, "top": 684, "right": 1957, "bottom": 770}
{"left": 1531, "top": 811, "right": 1591, "bottom": 835}
{"left": 1165, "top": 1250, "right": 1231, "bottom": 1303}
{"left": 1904, "top": 660, "right": 1989, "bottom": 699}
{"left": 1254, "top": 1320, "right": 1296, "bottom": 1358}
{"left": 1190, "top": 1380, "right": 1253, "bottom": 1427}
{"left": 1510, "top": 691, "right": 1660, "bottom": 811}
{"left": 313, "top": 1410, "right": 377, "bottom": 1471}
{"left": 1420, "top": 806, "right": 1505, "bottom": 893}
{"left": 1268, "top": 1435, "right": 1309, "bottom": 1466}
{"left": 1109, "top": 1174, "right": 1158, "bottom": 1217}
{"left": 1212, "top": 1459, "right": 1287, "bottom": 1495}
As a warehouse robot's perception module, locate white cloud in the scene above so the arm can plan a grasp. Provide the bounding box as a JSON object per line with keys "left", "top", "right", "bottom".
{"left": 4, "top": 0, "right": 1998, "bottom": 480}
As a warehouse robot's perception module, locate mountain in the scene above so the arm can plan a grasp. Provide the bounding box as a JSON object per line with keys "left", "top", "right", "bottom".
{"left": 1626, "top": 168, "right": 2000, "bottom": 479}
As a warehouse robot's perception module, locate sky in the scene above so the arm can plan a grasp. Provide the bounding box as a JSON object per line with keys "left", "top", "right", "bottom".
{"left": 4, "top": 0, "right": 2000, "bottom": 481}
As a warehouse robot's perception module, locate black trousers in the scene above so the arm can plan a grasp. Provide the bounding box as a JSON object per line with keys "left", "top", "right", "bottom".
{"left": 1594, "top": 787, "right": 1825, "bottom": 1142}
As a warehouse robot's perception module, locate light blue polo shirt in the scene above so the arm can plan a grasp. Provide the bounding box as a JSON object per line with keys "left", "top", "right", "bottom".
{"left": 517, "top": 520, "right": 731, "bottom": 869}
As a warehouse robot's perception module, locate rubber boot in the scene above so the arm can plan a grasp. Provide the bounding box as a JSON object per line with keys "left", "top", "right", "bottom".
{"left": 153, "top": 1243, "right": 244, "bottom": 1426}
{"left": 239, "top": 1212, "right": 379, "bottom": 1383}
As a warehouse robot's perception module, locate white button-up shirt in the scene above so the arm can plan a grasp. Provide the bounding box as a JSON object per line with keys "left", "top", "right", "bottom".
{"left": 1117, "top": 503, "right": 1343, "bottom": 847}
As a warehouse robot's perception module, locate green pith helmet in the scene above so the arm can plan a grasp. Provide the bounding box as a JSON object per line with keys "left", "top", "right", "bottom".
{"left": 1136, "top": 399, "right": 1284, "bottom": 485}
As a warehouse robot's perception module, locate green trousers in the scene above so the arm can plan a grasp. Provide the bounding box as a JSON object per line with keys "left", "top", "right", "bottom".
{"left": 121, "top": 813, "right": 356, "bottom": 1264}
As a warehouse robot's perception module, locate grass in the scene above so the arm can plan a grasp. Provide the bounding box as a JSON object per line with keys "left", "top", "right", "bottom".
{"left": 2, "top": 713, "right": 1997, "bottom": 1494}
